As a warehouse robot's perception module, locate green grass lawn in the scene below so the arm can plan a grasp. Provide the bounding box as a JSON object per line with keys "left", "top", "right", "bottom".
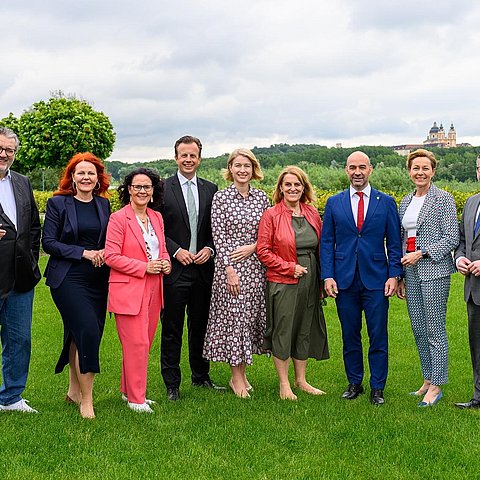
{"left": 0, "top": 257, "right": 477, "bottom": 480}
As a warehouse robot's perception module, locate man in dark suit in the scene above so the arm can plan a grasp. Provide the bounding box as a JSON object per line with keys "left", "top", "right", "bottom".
{"left": 454, "top": 154, "right": 480, "bottom": 409}
{"left": 0, "top": 126, "right": 41, "bottom": 413}
{"left": 321, "top": 151, "right": 403, "bottom": 405}
{"left": 159, "top": 135, "right": 222, "bottom": 401}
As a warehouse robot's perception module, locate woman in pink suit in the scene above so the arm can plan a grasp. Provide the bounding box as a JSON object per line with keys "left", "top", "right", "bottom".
{"left": 105, "top": 168, "right": 171, "bottom": 413}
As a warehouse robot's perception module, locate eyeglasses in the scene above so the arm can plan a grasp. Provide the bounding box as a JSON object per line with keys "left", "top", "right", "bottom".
{"left": 0, "top": 147, "right": 16, "bottom": 156}
{"left": 131, "top": 184, "right": 153, "bottom": 192}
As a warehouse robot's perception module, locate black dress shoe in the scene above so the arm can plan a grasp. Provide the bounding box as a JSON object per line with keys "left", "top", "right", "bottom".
{"left": 341, "top": 383, "right": 364, "bottom": 400}
{"left": 370, "top": 389, "right": 385, "bottom": 405}
{"left": 454, "top": 399, "right": 480, "bottom": 409}
{"left": 192, "top": 379, "right": 226, "bottom": 390}
{"left": 167, "top": 387, "right": 180, "bottom": 401}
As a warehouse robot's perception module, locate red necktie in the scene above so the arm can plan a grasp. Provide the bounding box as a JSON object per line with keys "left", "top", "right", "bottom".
{"left": 356, "top": 191, "right": 364, "bottom": 231}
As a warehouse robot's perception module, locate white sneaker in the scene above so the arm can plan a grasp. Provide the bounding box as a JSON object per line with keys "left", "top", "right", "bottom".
{"left": 122, "top": 394, "right": 156, "bottom": 405}
{"left": 0, "top": 398, "right": 38, "bottom": 413}
{"left": 127, "top": 401, "right": 154, "bottom": 413}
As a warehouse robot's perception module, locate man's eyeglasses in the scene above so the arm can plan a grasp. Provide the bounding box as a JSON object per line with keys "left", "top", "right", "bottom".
{"left": 0, "top": 147, "right": 16, "bottom": 156}
{"left": 131, "top": 184, "right": 153, "bottom": 192}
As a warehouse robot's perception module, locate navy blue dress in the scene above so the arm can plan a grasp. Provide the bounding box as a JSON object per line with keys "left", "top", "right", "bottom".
{"left": 50, "top": 198, "right": 109, "bottom": 374}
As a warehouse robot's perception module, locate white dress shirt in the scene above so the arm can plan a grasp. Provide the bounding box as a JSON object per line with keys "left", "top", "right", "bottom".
{"left": 349, "top": 184, "right": 371, "bottom": 228}
{"left": 0, "top": 170, "right": 17, "bottom": 229}
{"left": 177, "top": 171, "right": 199, "bottom": 217}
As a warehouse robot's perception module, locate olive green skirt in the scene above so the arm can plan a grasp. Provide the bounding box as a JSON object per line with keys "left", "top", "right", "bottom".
{"left": 264, "top": 249, "right": 329, "bottom": 361}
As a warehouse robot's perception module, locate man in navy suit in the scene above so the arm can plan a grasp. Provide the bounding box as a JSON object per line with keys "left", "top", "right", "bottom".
{"left": 321, "top": 151, "right": 402, "bottom": 405}
{"left": 159, "top": 135, "right": 222, "bottom": 401}
{"left": 0, "top": 126, "right": 41, "bottom": 413}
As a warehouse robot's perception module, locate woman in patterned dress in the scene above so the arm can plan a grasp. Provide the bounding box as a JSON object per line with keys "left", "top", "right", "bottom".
{"left": 397, "top": 149, "right": 459, "bottom": 407}
{"left": 203, "top": 149, "right": 269, "bottom": 398}
{"left": 257, "top": 166, "right": 329, "bottom": 401}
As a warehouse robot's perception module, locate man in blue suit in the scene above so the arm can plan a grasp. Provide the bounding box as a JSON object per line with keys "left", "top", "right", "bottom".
{"left": 321, "top": 151, "right": 403, "bottom": 405}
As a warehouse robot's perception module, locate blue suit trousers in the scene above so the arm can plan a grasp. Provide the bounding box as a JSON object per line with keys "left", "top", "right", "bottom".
{"left": 335, "top": 269, "right": 389, "bottom": 389}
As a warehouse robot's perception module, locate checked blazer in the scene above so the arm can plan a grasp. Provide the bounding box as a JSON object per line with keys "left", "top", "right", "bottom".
{"left": 399, "top": 183, "right": 459, "bottom": 281}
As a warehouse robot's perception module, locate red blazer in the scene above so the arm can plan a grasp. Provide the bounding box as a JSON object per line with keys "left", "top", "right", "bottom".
{"left": 257, "top": 201, "right": 321, "bottom": 284}
{"left": 105, "top": 204, "right": 170, "bottom": 315}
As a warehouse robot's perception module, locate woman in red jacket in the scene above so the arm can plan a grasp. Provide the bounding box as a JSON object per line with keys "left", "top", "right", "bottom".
{"left": 257, "top": 166, "right": 329, "bottom": 400}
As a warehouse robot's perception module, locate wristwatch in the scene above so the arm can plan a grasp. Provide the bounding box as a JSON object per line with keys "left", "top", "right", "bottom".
{"left": 421, "top": 248, "right": 429, "bottom": 258}
{"left": 395, "top": 275, "right": 403, "bottom": 282}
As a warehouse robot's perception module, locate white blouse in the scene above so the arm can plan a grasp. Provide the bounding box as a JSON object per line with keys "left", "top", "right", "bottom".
{"left": 136, "top": 216, "right": 159, "bottom": 260}
{"left": 402, "top": 195, "right": 426, "bottom": 238}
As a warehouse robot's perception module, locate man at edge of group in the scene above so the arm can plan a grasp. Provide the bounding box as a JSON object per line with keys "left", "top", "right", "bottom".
{"left": 321, "top": 151, "right": 403, "bottom": 405}
{"left": 0, "top": 126, "right": 41, "bottom": 413}
{"left": 159, "top": 135, "right": 224, "bottom": 401}
{"left": 454, "top": 154, "right": 480, "bottom": 409}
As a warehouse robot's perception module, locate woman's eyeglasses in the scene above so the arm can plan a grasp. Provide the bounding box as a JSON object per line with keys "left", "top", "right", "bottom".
{"left": 131, "top": 185, "right": 153, "bottom": 192}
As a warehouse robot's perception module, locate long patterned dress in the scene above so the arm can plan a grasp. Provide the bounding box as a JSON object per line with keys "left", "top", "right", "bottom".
{"left": 203, "top": 184, "right": 270, "bottom": 366}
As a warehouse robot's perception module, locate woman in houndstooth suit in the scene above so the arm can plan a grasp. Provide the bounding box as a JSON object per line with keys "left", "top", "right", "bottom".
{"left": 397, "top": 149, "right": 459, "bottom": 407}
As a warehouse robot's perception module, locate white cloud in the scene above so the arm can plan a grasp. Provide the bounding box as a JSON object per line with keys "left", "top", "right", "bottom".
{"left": 1, "top": 0, "right": 479, "bottom": 162}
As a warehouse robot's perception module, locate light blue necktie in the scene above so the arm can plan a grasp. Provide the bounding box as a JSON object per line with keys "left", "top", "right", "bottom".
{"left": 186, "top": 180, "right": 197, "bottom": 253}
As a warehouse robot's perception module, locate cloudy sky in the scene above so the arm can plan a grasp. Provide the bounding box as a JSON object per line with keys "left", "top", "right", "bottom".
{"left": 2, "top": 0, "right": 479, "bottom": 161}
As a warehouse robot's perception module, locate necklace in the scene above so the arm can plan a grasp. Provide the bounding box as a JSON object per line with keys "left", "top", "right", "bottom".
{"left": 74, "top": 194, "right": 93, "bottom": 203}
{"left": 285, "top": 200, "right": 301, "bottom": 216}
{"left": 136, "top": 214, "right": 150, "bottom": 234}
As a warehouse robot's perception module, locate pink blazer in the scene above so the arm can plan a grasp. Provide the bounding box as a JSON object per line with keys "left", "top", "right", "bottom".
{"left": 105, "top": 204, "right": 170, "bottom": 315}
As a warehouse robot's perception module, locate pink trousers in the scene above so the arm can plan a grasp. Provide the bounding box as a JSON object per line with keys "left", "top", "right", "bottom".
{"left": 115, "top": 275, "right": 161, "bottom": 404}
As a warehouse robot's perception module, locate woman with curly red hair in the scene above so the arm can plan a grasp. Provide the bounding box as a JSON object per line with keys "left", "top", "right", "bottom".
{"left": 42, "top": 152, "right": 111, "bottom": 419}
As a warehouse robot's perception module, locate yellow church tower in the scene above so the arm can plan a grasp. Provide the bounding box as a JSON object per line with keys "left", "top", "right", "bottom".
{"left": 448, "top": 123, "right": 456, "bottom": 147}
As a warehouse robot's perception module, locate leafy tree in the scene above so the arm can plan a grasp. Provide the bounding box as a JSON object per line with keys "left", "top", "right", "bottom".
{"left": 370, "top": 166, "right": 412, "bottom": 192}
{"left": 99, "top": 143, "right": 480, "bottom": 194}
{"left": 0, "top": 112, "right": 20, "bottom": 136}
{"left": 0, "top": 92, "right": 115, "bottom": 173}
{"left": 105, "top": 160, "right": 128, "bottom": 182}
{"left": 28, "top": 166, "right": 63, "bottom": 191}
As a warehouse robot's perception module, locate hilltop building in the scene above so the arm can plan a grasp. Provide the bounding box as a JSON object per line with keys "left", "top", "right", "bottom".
{"left": 423, "top": 122, "right": 456, "bottom": 148}
{"left": 391, "top": 122, "right": 471, "bottom": 156}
